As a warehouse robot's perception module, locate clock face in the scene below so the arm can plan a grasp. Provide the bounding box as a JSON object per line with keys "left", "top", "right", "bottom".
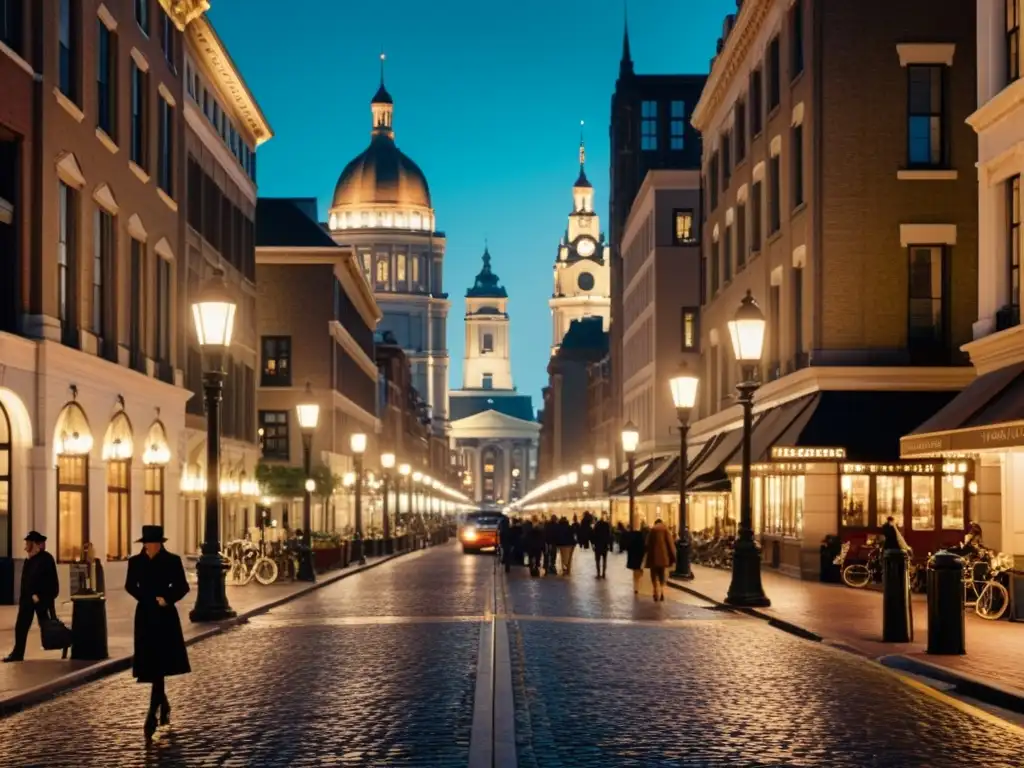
{"left": 577, "top": 271, "right": 595, "bottom": 291}
{"left": 576, "top": 238, "right": 596, "bottom": 258}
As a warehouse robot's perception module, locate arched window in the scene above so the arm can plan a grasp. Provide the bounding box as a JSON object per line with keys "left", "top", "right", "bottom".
{"left": 54, "top": 399, "right": 94, "bottom": 563}
{"left": 376, "top": 257, "right": 389, "bottom": 285}
{"left": 103, "top": 409, "right": 134, "bottom": 561}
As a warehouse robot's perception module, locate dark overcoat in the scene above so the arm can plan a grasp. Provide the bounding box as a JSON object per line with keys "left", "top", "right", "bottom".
{"left": 125, "top": 548, "right": 191, "bottom": 682}
{"left": 625, "top": 530, "right": 647, "bottom": 570}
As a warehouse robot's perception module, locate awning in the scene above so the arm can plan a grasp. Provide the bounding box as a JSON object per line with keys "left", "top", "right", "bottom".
{"left": 608, "top": 457, "right": 659, "bottom": 496}
{"left": 901, "top": 363, "right": 1024, "bottom": 457}
{"left": 636, "top": 455, "right": 674, "bottom": 493}
{"left": 642, "top": 438, "right": 716, "bottom": 496}
{"left": 686, "top": 418, "right": 761, "bottom": 490}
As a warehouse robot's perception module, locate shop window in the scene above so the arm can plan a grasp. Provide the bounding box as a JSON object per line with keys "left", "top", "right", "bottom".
{"left": 673, "top": 210, "right": 695, "bottom": 244}
{"left": 875, "top": 475, "right": 905, "bottom": 527}
{"left": 763, "top": 475, "right": 804, "bottom": 537}
{"left": 106, "top": 460, "right": 131, "bottom": 560}
{"left": 841, "top": 475, "right": 869, "bottom": 527}
{"left": 940, "top": 475, "right": 965, "bottom": 530}
{"left": 144, "top": 465, "right": 164, "bottom": 526}
{"left": 910, "top": 476, "right": 935, "bottom": 530}
{"left": 57, "top": 455, "right": 88, "bottom": 562}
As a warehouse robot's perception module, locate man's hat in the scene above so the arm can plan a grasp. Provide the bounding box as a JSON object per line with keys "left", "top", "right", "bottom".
{"left": 137, "top": 525, "right": 167, "bottom": 544}
{"left": 24, "top": 531, "right": 46, "bottom": 544}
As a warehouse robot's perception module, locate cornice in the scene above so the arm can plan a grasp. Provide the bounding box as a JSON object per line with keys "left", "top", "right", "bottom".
{"left": 159, "top": 0, "right": 209, "bottom": 31}
{"left": 692, "top": 0, "right": 772, "bottom": 132}
{"left": 967, "top": 77, "right": 1024, "bottom": 135}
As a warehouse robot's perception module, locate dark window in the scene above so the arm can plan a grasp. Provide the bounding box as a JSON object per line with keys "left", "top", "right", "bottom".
{"left": 1010, "top": 0, "right": 1021, "bottom": 83}
{"left": 792, "top": 123, "right": 804, "bottom": 208}
{"left": 767, "top": 36, "right": 781, "bottom": 111}
{"left": 750, "top": 69, "right": 763, "bottom": 136}
{"left": 130, "top": 63, "right": 148, "bottom": 168}
{"left": 673, "top": 210, "right": 695, "bottom": 244}
{"left": 482, "top": 373, "right": 493, "bottom": 390}
{"left": 908, "top": 246, "right": 948, "bottom": 360}
{"left": 681, "top": 308, "right": 699, "bottom": 351}
{"left": 158, "top": 97, "right": 174, "bottom": 196}
{"left": 258, "top": 411, "right": 290, "bottom": 460}
{"left": 1009, "top": 175, "right": 1020, "bottom": 312}
{"left": 735, "top": 100, "right": 747, "bottom": 162}
{"left": 722, "top": 131, "right": 731, "bottom": 188}
{"left": 96, "top": 21, "right": 116, "bottom": 139}
{"left": 129, "top": 239, "right": 144, "bottom": 359}
{"left": 93, "top": 209, "right": 114, "bottom": 340}
{"left": 161, "top": 13, "right": 175, "bottom": 70}
{"left": 1, "top": 0, "right": 23, "bottom": 52}
{"left": 482, "top": 333, "right": 494, "bottom": 353}
{"left": 155, "top": 257, "right": 171, "bottom": 362}
{"left": 790, "top": 0, "right": 804, "bottom": 79}
{"left": 57, "top": 182, "right": 76, "bottom": 330}
{"left": 751, "top": 180, "right": 763, "bottom": 252}
{"left": 261, "top": 336, "right": 291, "bottom": 386}
{"left": 710, "top": 237, "right": 720, "bottom": 295}
{"left": 793, "top": 265, "right": 804, "bottom": 361}
{"left": 59, "top": 0, "right": 77, "bottom": 101}
{"left": 186, "top": 156, "right": 201, "bottom": 229}
{"left": 709, "top": 152, "right": 719, "bottom": 210}
{"left": 700, "top": 250, "right": 707, "bottom": 306}
{"left": 135, "top": 0, "right": 148, "bottom": 34}
{"left": 908, "top": 65, "right": 946, "bottom": 168}
{"left": 723, "top": 223, "right": 732, "bottom": 283}
{"left": 641, "top": 100, "right": 658, "bottom": 151}
{"left": 670, "top": 100, "right": 685, "bottom": 150}
{"left": 769, "top": 285, "right": 781, "bottom": 368}
{"left": 769, "top": 155, "right": 781, "bottom": 234}
{"left": 737, "top": 202, "right": 747, "bottom": 270}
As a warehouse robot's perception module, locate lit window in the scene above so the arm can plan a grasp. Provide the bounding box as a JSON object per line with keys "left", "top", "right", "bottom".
{"left": 911, "top": 476, "right": 935, "bottom": 530}
{"left": 144, "top": 466, "right": 165, "bottom": 526}
{"left": 681, "top": 308, "right": 698, "bottom": 351}
{"left": 106, "top": 460, "right": 131, "bottom": 560}
{"left": 261, "top": 336, "right": 291, "bottom": 386}
{"left": 674, "top": 210, "right": 695, "bottom": 244}
{"left": 875, "top": 476, "right": 904, "bottom": 527}
{"left": 840, "top": 475, "right": 869, "bottom": 527}
{"left": 376, "top": 256, "right": 389, "bottom": 284}
{"left": 941, "top": 475, "right": 965, "bottom": 530}
{"left": 258, "top": 411, "right": 290, "bottom": 460}
{"left": 396, "top": 254, "right": 407, "bottom": 282}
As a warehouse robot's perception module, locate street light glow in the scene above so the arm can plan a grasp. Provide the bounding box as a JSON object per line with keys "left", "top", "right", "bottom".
{"left": 381, "top": 452, "right": 396, "bottom": 469}
{"left": 350, "top": 432, "right": 367, "bottom": 454}
{"left": 669, "top": 368, "right": 699, "bottom": 410}
{"left": 191, "top": 269, "right": 236, "bottom": 348}
{"left": 399, "top": 463, "right": 411, "bottom": 476}
{"left": 727, "top": 290, "right": 767, "bottom": 363}
{"left": 621, "top": 421, "right": 640, "bottom": 455}
{"left": 296, "top": 382, "right": 321, "bottom": 431}
{"left": 596, "top": 457, "right": 610, "bottom": 471}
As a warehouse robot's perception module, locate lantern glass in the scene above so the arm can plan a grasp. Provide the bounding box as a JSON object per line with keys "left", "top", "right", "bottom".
{"left": 669, "top": 372, "right": 699, "bottom": 409}
{"left": 350, "top": 432, "right": 367, "bottom": 454}
{"left": 727, "top": 290, "right": 767, "bottom": 363}
{"left": 191, "top": 270, "right": 236, "bottom": 348}
{"left": 621, "top": 422, "right": 640, "bottom": 454}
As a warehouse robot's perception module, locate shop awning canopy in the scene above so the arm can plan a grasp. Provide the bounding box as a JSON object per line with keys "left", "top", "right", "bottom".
{"left": 608, "top": 457, "right": 660, "bottom": 496}
{"left": 900, "top": 363, "right": 1024, "bottom": 457}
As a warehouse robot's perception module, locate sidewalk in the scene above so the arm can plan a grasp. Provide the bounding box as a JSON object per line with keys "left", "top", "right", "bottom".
{"left": 0, "top": 551, "right": 412, "bottom": 715}
{"left": 669, "top": 565, "right": 1024, "bottom": 706}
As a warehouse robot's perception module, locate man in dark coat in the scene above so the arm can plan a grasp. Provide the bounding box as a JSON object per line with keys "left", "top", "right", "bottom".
{"left": 592, "top": 516, "right": 612, "bottom": 579}
{"left": 544, "top": 515, "right": 559, "bottom": 575}
{"left": 125, "top": 525, "right": 191, "bottom": 739}
{"left": 4, "top": 531, "right": 60, "bottom": 662}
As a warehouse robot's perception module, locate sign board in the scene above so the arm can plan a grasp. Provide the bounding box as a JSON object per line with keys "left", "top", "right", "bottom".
{"left": 770, "top": 446, "right": 846, "bottom": 460}
{"left": 900, "top": 420, "right": 1024, "bottom": 457}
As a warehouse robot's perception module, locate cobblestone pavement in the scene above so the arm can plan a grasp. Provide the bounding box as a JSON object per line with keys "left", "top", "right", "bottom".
{"left": 505, "top": 550, "right": 1024, "bottom": 768}
{"left": 0, "top": 545, "right": 491, "bottom": 767}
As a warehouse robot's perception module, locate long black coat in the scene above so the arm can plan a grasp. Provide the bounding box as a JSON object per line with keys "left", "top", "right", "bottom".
{"left": 125, "top": 548, "right": 191, "bottom": 682}
{"left": 625, "top": 530, "right": 647, "bottom": 570}
{"left": 592, "top": 520, "right": 612, "bottom": 555}
{"left": 20, "top": 550, "right": 59, "bottom": 605}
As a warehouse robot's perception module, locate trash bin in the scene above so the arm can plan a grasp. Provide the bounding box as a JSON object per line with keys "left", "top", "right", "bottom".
{"left": 927, "top": 550, "right": 966, "bottom": 655}
{"left": 71, "top": 592, "right": 109, "bottom": 661}
{"left": 820, "top": 535, "right": 842, "bottom": 583}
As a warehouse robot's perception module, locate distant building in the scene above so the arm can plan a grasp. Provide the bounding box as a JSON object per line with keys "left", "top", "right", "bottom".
{"left": 449, "top": 250, "right": 539, "bottom": 506}
{"left": 327, "top": 69, "right": 450, "bottom": 435}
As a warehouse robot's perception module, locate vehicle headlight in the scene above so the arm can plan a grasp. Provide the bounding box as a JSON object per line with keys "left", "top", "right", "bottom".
{"left": 463, "top": 527, "right": 477, "bottom": 542}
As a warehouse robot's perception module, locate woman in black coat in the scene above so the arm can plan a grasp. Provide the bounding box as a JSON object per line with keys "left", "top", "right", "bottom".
{"left": 125, "top": 525, "right": 191, "bottom": 739}
{"left": 625, "top": 528, "right": 647, "bottom": 595}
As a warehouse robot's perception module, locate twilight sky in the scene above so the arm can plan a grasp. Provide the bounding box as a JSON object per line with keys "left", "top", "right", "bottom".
{"left": 209, "top": 0, "right": 733, "bottom": 410}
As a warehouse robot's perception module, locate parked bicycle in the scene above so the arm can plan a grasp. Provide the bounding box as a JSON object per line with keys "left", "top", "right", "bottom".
{"left": 224, "top": 540, "right": 279, "bottom": 586}
{"left": 835, "top": 539, "right": 926, "bottom": 592}
{"left": 962, "top": 549, "right": 1012, "bottom": 620}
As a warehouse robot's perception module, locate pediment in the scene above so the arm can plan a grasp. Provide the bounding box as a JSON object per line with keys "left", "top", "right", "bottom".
{"left": 450, "top": 408, "right": 541, "bottom": 435}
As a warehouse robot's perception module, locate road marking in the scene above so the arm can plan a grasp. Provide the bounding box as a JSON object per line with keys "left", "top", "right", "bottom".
{"left": 887, "top": 668, "right": 1024, "bottom": 737}
{"left": 469, "top": 566, "right": 500, "bottom": 767}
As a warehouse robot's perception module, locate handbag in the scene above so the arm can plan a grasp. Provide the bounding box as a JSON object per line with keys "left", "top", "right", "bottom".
{"left": 40, "top": 608, "right": 72, "bottom": 658}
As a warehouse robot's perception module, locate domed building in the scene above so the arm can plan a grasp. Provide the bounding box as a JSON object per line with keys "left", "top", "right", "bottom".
{"left": 328, "top": 70, "right": 449, "bottom": 434}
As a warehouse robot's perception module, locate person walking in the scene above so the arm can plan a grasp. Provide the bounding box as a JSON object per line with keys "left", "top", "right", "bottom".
{"left": 3, "top": 531, "right": 60, "bottom": 663}
{"left": 556, "top": 516, "right": 575, "bottom": 575}
{"left": 625, "top": 527, "right": 647, "bottom": 595}
{"left": 544, "top": 515, "right": 559, "bottom": 575}
{"left": 579, "top": 512, "right": 593, "bottom": 550}
{"left": 592, "top": 515, "right": 611, "bottom": 578}
{"left": 645, "top": 518, "right": 676, "bottom": 602}
{"left": 125, "top": 525, "right": 191, "bottom": 740}
{"left": 526, "top": 522, "right": 546, "bottom": 577}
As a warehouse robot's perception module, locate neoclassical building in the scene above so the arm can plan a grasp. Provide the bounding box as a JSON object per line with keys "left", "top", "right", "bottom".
{"left": 450, "top": 250, "right": 539, "bottom": 506}
{"left": 549, "top": 138, "right": 611, "bottom": 355}
{"left": 327, "top": 69, "right": 450, "bottom": 434}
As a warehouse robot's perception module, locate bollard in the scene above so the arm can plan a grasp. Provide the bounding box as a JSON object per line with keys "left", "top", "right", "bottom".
{"left": 882, "top": 548, "right": 913, "bottom": 643}
{"left": 671, "top": 537, "right": 693, "bottom": 580}
{"left": 70, "top": 592, "right": 109, "bottom": 661}
{"left": 927, "top": 550, "right": 966, "bottom": 655}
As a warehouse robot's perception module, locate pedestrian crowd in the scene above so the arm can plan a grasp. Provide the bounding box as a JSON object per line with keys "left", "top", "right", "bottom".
{"left": 497, "top": 512, "right": 676, "bottom": 600}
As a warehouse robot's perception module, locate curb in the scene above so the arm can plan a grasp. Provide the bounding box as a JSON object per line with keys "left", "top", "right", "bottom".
{"left": 0, "top": 547, "right": 420, "bottom": 719}
{"left": 667, "top": 576, "right": 1024, "bottom": 715}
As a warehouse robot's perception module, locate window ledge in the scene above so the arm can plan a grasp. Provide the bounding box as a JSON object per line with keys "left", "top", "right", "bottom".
{"left": 53, "top": 88, "right": 84, "bottom": 123}
{"left": 0, "top": 40, "right": 34, "bottom": 76}
{"left": 157, "top": 187, "right": 178, "bottom": 212}
{"left": 792, "top": 201, "right": 808, "bottom": 217}
{"left": 767, "top": 229, "right": 784, "bottom": 247}
{"left": 790, "top": 70, "right": 805, "bottom": 88}
{"left": 129, "top": 161, "right": 151, "bottom": 184}
{"left": 897, "top": 169, "right": 959, "bottom": 181}
{"left": 95, "top": 128, "right": 119, "bottom": 155}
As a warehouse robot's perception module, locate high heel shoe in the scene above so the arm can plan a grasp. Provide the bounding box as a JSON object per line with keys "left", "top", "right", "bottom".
{"left": 159, "top": 700, "right": 171, "bottom": 726}
{"left": 144, "top": 712, "right": 157, "bottom": 741}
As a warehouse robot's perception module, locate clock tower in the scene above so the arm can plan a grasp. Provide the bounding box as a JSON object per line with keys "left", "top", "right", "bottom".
{"left": 549, "top": 133, "right": 611, "bottom": 355}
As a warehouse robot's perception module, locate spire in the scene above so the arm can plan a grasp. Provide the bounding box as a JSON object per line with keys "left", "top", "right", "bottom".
{"left": 575, "top": 120, "right": 592, "bottom": 189}
{"left": 380, "top": 48, "right": 385, "bottom": 85}
{"left": 372, "top": 50, "right": 393, "bottom": 106}
{"left": 467, "top": 243, "right": 507, "bottom": 298}
{"left": 371, "top": 51, "right": 394, "bottom": 139}
{"left": 620, "top": 1, "right": 634, "bottom": 78}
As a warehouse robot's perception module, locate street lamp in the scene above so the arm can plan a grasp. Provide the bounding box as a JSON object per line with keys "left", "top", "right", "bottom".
{"left": 399, "top": 463, "right": 411, "bottom": 542}
{"left": 596, "top": 457, "right": 610, "bottom": 518}
{"left": 189, "top": 269, "right": 237, "bottom": 623}
{"left": 295, "top": 383, "right": 321, "bottom": 582}
{"left": 621, "top": 421, "right": 639, "bottom": 531}
{"left": 581, "top": 463, "right": 594, "bottom": 499}
{"left": 725, "top": 290, "right": 770, "bottom": 607}
{"left": 669, "top": 364, "right": 699, "bottom": 581}
{"left": 381, "top": 452, "right": 396, "bottom": 554}
{"left": 351, "top": 432, "right": 367, "bottom": 565}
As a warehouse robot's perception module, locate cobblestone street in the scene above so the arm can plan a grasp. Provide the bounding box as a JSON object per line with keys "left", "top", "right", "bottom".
{"left": 2, "top": 545, "right": 1024, "bottom": 767}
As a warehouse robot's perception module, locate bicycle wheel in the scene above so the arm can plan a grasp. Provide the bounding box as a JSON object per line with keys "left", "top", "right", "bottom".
{"left": 975, "top": 581, "right": 1009, "bottom": 620}
{"left": 842, "top": 564, "right": 871, "bottom": 588}
{"left": 253, "top": 557, "right": 279, "bottom": 585}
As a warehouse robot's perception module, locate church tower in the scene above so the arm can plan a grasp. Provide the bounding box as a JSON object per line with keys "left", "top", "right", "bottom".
{"left": 463, "top": 247, "right": 513, "bottom": 391}
{"left": 549, "top": 131, "right": 611, "bottom": 355}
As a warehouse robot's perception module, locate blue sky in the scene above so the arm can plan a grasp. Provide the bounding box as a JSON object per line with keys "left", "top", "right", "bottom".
{"left": 209, "top": 0, "right": 733, "bottom": 409}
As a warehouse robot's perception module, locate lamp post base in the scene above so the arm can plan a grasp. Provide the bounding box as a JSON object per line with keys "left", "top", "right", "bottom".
{"left": 725, "top": 536, "right": 770, "bottom": 607}
{"left": 189, "top": 553, "right": 237, "bottom": 623}
{"left": 296, "top": 548, "right": 316, "bottom": 583}
{"left": 671, "top": 539, "right": 694, "bottom": 580}
{"left": 351, "top": 537, "right": 366, "bottom": 566}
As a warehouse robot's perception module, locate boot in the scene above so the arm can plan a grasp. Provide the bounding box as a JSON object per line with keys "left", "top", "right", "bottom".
{"left": 144, "top": 710, "right": 158, "bottom": 741}
{"left": 159, "top": 696, "right": 171, "bottom": 726}
{"left": 2, "top": 654, "right": 24, "bottom": 663}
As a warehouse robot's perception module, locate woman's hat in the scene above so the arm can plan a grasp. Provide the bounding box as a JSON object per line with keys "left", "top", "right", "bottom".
{"left": 137, "top": 525, "right": 167, "bottom": 543}
{"left": 24, "top": 531, "right": 47, "bottom": 543}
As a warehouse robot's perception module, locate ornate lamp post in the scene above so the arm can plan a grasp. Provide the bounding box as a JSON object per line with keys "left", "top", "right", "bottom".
{"left": 412, "top": 471, "right": 423, "bottom": 518}
{"left": 596, "top": 457, "right": 610, "bottom": 519}
{"left": 581, "top": 463, "right": 594, "bottom": 499}
{"left": 669, "top": 364, "right": 699, "bottom": 580}
{"left": 725, "top": 290, "right": 770, "bottom": 607}
{"left": 381, "top": 452, "right": 396, "bottom": 554}
{"left": 295, "top": 383, "right": 321, "bottom": 582}
{"left": 399, "top": 463, "right": 411, "bottom": 540}
{"left": 351, "top": 432, "right": 367, "bottom": 565}
{"left": 621, "top": 422, "right": 639, "bottom": 531}
{"left": 189, "top": 269, "right": 238, "bottom": 623}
